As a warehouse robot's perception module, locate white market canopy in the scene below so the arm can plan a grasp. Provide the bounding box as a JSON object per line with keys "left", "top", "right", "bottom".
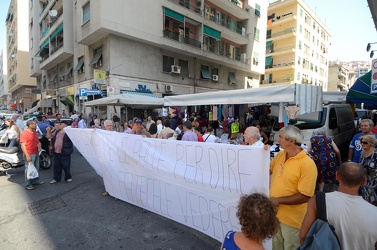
{"left": 84, "top": 93, "right": 164, "bottom": 108}
{"left": 164, "top": 84, "right": 323, "bottom": 115}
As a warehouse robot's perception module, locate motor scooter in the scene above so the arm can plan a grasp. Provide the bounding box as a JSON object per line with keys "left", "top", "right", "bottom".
{"left": 0, "top": 146, "right": 51, "bottom": 175}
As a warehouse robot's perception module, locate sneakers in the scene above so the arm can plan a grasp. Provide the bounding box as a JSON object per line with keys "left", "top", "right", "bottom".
{"left": 66, "top": 179, "right": 72, "bottom": 183}
{"left": 50, "top": 180, "right": 58, "bottom": 184}
{"left": 26, "top": 186, "right": 34, "bottom": 190}
{"left": 102, "top": 191, "right": 109, "bottom": 196}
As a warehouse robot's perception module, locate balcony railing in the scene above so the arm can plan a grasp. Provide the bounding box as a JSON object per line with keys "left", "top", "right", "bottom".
{"left": 50, "top": 41, "right": 64, "bottom": 55}
{"left": 49, "top": 6, "right": 63, "bottom": 27}
{"left": 163, "top": 29, "right": 201, "bottom": 48}
{"left": 168, "top": 0, "right": 202, "bottom": 15}
{"left": 266, "top": 46, "right": 295, "bottom": 54}
{"left": 267, "top": 28, "right": 295, "bottom": 39}
{"left": 203, "top": 44, "right": 241, "bottom": 62}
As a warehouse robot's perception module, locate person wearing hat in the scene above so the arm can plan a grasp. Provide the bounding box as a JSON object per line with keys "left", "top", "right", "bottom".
{"left": 46, "top": 120, "right": 74, "bottom": 184}
{"left": 182, "top": 121, "right": 198, "bottom": 141}
{"left": 130, "top": 118, "right": 151, "bottom": 138}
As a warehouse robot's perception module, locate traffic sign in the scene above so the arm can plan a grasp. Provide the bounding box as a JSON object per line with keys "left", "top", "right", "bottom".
{"left": 79, "top": 88, "right": 102, "bottom": 97}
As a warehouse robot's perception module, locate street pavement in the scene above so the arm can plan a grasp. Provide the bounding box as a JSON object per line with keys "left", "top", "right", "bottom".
{"left": 0, "top": 148, "right": 221, "bottom": 250}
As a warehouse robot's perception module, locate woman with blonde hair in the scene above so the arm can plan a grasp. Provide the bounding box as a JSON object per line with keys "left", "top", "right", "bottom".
{"left": 359, "top": 134, "right": 377, "bottom": 205}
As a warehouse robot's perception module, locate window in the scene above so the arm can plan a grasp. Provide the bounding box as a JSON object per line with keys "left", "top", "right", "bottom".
{"left": 200, "top": 65, "right": 211, "bottom": 80}
{"left": 299, "top": 25, "right": 302, "bottom": 33}
{"left": 254, "top": 28, "right": 260, "bottom": 41}
{"left": 30, "top": 38, "right": 33, "bottom": 49}
{"left": 74, "top": 57, "right": 85, "bottom": 74}
{"left": 212, "top": 68, "right": 219, "bottom": 76}
{"left": 30, "top": 0, "right": 33, "bottom": 9}
{"left": 266, "top": 30, "right": 271, "bottom": 39}
{"left": 299, "top": 41, "right": 302, "bottom": 50}
{"left": 297, "top": 72, "right": 300, "bottom": 80}
{"left": 300, "top": 8, "right": 303, "bottom": 17}
{"left": 82, "top": 2, "right": 90, "bottom": 24}
{"left": 298, "top": 56, "right": 301, "bottom": 65}
{"left": 89, "top": 47, "right": 103, "bottom": 68}
{"left": 163, "top": 55, "right": 174, "bottom": 72}
{"left": 255, "top": 3, "right": 261, "bottom": 17}
{"left": 178, "top": 59, "right": 189, "bottom": 76}
{"left": 253, "top": 52, "right": 259, "bottom": 66}
{"left": 228, "top": 72, "right": 236, "bottom": 85}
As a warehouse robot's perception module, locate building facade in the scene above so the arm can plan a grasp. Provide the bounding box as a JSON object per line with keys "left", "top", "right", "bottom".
{"left": 0, "top": 49, "right": 9, "bottom": 109}
{"left": 327, "top": 61, "right": 355, "bottom": 92}
{"left": 6, "top": 0, "right": 37, "bottom": 112}
{"left": 29, "top": 0, "right": 269, "bottom": 115}
{"left": 264, "top": 0, "right": 331, "bottom": 90}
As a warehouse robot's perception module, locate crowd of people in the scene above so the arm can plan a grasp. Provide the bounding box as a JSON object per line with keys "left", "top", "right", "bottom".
{"left": 2, "top": 108, "right": 377, "bottom": 249}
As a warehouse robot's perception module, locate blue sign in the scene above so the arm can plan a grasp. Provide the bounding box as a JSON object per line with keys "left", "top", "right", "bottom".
{"left": 79, "top": 88, "right": 88, "bottom": 97}
{"left": 372, "top": 83, "right": 377, "bottom": 93}
{"left": 79, "top": 88, "right": 102, "bottom": 97}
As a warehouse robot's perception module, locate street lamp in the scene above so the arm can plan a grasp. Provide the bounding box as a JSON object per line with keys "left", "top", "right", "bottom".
{"left": 366, "top": 42, "right": 377, "bottom": 52}
{"left": 370, "top": 50, "right": 377, "bottom": 58}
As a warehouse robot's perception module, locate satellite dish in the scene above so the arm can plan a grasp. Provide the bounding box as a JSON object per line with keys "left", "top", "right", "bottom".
{"left": 11, "top": 54, "right": 15, "bottom": 59}
{"left": 49, "top": 10, "right": 57, "bottom": 17}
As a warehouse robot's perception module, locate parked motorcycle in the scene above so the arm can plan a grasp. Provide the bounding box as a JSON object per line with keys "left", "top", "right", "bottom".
{"left": 0, "top": 147, "right": 52, "bottom": 175}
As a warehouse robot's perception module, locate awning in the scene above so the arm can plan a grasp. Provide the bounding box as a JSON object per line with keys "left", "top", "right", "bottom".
{"left": 265, "top": 56, "right": 273, "bottom": 65}
{"left": 66, "top": 95, "right": 74, "bottom": 106}
{"left": 266, "top": 41, "right": 273, "bottom": 46}
{"left": 200, "top": 66, "right": 211, "bottom": 80}
{"left": 89, "top": 49, "right": 102, "bottom": 66}
{"left": 120, "top": 90, "right": 157, "bottom": 98}
{"left": 35, "top": 39, "right": 49, "bottom": 56}
{"left": 50, "top": 24, "right": 63, "bottom": 40}
{"left": 164, "top": 8, "right": 184, "bottom": 22}
{"left": 347, "top": 71, "right": 377, "bottom": 109}
{"left": 228, "top": 72, "right": 236, "bottom": 84}
{"left": 59, "top": 95, "right": 74, "bottom": 106}
{"left": 74, "top": 58, "right": 84, "bottom": 71}
{"left": 203, "top": 25, "right": 221, "bottom": 40}
{"left": 31, "top": 100, "right": 40, "bottom": 108}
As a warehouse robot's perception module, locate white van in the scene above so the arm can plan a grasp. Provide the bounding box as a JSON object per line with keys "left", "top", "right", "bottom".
{"left": 269, "top": 103, "right": 355, "bottom": 150}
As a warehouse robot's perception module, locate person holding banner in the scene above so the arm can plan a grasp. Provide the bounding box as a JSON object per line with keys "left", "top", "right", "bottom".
{"left": 269, "top": 125, "right": 317, "bottom": 250}
{"left": 130, "top": 118, "right": 151, "bottom": 138}
{"left": 221, "top": 193, "right": 279, "bottom": 250}
{"left": 243, "top": 126, "right": 264, "bottom": 147}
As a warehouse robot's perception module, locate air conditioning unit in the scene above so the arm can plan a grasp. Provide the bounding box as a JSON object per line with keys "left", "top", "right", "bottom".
{"left": 212, "top": 75, "right": 219, "bottom": 81}
{"left": 165, "top": 85, "right": 173, "bottom": 92}
{"left": 171, "top": 65, "right": 181, "bottom": 74}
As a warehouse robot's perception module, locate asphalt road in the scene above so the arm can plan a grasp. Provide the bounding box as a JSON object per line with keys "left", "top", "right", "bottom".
{"left": 0, "top": 148, "right": 221, "bottom": 250}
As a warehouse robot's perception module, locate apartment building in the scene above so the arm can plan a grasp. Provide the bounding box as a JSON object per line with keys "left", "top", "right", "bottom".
{"left": 6, "top": 0, "right": 37, "bottom": 112}
{"left": 328, "top": 61, "right": 355, "bottom": 92}
{"left": 29, "top": 0, "right": 74, "bottom": 114}
{"left": 30, "top": 0, "right": 268, "bottom": 115}
{"left": 351, "top": 61, "right": 371, "bottom": 79}
{"left": 0, "top": 49, "right": 9, "bottom": 109}
{"left": 264, "top": 0, "right": 331, "bottom": 90}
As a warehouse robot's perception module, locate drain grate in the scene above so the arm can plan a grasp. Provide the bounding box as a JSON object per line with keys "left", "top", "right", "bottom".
{"left": 28, "top": 196, "right": 66, "bottom": 215}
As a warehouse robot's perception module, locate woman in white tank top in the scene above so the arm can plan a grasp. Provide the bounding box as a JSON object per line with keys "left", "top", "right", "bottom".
{"left": 1, "top": 118, "right": 20, "bottom": 147}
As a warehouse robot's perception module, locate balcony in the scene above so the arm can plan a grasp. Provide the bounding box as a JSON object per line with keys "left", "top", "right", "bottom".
{"left": 168, "top": 0, "right": 202, "bottom": 15}
{"left": 49, "top": 6, "right": 63, "bottom": 27}
{"left": 266, "top": 46, "right": 295, "bottom": 56}
{"left": 270, "top": 13, "right": 297, "bottom": 27}
{"left": 206, "top": 0, "right": 249, "bottom": 20}
{"left": 267, "top": 27, "right": 295, "bottom": 41}
{"left": 265, "top": 61, "right": 295, "bottom": 72}
{"left": 163, "top": 29, "right": 201, "bottom": 49}
{"left": 203, "top": 43, "right": 242, "bottom": 62}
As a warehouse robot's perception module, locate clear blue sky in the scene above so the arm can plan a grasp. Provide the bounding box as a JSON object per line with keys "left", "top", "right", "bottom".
{"left": 0, "top": 0, "right": 375, "bottom": 62}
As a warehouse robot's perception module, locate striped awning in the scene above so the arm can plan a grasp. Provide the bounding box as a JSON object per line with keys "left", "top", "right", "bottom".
{"left": 120, "top": 90, "right": 157, "bottom": 98}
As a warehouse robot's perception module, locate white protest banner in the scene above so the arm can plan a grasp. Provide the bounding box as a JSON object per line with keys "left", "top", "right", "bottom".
{"left": 65, "top": 128, "right": 270, "bottom": 242}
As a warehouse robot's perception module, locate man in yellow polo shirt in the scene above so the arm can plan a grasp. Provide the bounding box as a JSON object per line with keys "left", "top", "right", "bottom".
{"left": 270, "top": 125, "right": 317, "bottom": 250}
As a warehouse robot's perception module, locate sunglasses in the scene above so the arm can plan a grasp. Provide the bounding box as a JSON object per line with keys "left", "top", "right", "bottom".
{"left": 361, "top": 141, "right": 370, "bottom": 145}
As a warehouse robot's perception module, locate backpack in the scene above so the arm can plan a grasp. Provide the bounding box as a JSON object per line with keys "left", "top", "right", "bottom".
{"left": 299, "top": 192, "right": 341, "bottom": 250}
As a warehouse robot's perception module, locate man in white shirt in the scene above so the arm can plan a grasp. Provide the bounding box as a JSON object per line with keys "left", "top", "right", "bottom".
{"left": 202, "top": 126, "right": 219, "bottom": 143}
{"left": 78, "top": 115, "right": 87, "bottom": 128}
{"left": 145, "top": 116, "right": 155, "bottom": 131}
{"left": 300, "top": 162, "right": 377, "bottom": 250}
{"left": 243, "top": 126, "right": 264, "bottom": 147}
{"left": 70, "top": 111, "right": 79, "bottom": 120}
